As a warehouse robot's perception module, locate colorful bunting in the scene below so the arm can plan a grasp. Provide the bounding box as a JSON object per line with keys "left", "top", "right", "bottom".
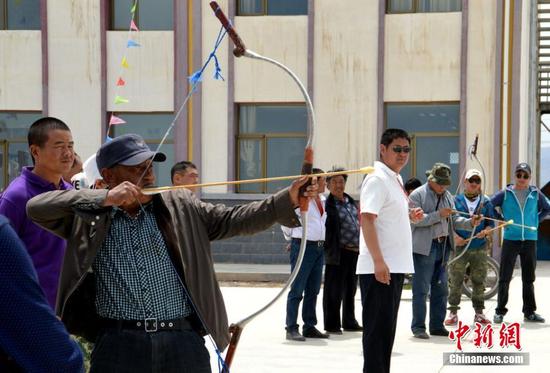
{"left": 114, "top": 95, "right": 129, "bottom": 104}
{"left": 116, "top": 77, "right": 126, "bottom": 86}
{"left": 127, "top": 40, "right": 141, "bottom": 48}
{"left": 109, "top": 114, "right": 126, "bottom": 125}
{"left": 121, "top": 57, "right": 129, "bottom": 69}
{"left": 130, "top": 19, "right": 139, "bottom": 31}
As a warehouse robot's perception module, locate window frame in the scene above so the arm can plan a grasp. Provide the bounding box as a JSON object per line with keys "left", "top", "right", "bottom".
{"left": 384, "top": 101, "right": 460, "bottom": 185}
{"left": 236, "top": 0, "right": 308, "bottom": 17}
{"left": 109, "top": 0, "right": 173, "bottom": 31}
{"left": 236, "top": 103, "right": 307, "bottom": 194}
{"left": 0, "top": 0, "right": 41, "bottom": 30}
{"left": 386, "top": 0, "right": 462, "bottom": 14}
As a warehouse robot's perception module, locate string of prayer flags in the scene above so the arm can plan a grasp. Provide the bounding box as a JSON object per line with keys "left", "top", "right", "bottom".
{"left": 130, "top": 19, "right": 139, "bottom": 31}
{"left": 121, "top": 57, "right": 129, "bottom": 69}
{"left": 127, "top": 40, "right": 141, "bottom": 48}
{"left": 116, "top": 77, "right": 126, "bottom": 86}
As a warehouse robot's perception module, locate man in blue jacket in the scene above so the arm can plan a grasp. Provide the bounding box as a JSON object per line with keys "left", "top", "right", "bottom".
{"left": 0, "top": 215, "right": 83, "bottom": 372}
{"left": 491, "top": 163, "right": 550, "bottom": 323}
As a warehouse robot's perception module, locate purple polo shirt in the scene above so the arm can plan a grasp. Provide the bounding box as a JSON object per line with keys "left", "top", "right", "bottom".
{"left": 0, "top": 167, "right": 72, "bottom": 309}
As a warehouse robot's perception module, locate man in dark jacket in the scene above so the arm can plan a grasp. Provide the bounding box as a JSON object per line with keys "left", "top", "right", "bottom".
{"left": 0, "top": 215, "right": 83, "bottom": 372}
{"left": 323, "top": 168, "right": 362, "bottom": 334}
{"left": 27, "top": 134, "right": 317, "bottom": 372}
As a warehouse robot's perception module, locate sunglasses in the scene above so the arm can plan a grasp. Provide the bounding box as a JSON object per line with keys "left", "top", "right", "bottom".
{"left": 391, "top": 146, "right": 412, "bottom": 154}
{"left": 515, "top": 172, "right": 530, "bottom": 180}
{"left": 468, "top": 178, "right": 481, "bottom": 184}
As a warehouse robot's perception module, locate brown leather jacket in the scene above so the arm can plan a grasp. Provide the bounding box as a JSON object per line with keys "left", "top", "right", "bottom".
{"left": 27, "top": 188, "right": 300, "bottom": 350}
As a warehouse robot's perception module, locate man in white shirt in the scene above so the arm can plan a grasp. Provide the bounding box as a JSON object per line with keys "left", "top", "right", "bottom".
{"left": 282, "top": 168, "right": 328, "bottom": 341}
{"left": 358, "top": 129, "right": 423, "bottom": 373}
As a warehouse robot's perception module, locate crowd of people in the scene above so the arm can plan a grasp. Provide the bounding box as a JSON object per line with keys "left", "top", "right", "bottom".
{"left": 1, "top": 118, "right": 549, "bottom": 373}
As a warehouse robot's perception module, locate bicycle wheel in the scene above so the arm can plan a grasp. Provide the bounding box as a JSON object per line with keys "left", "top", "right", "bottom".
{"left": 461, "top": 256, "right": 499, "bottom": 300}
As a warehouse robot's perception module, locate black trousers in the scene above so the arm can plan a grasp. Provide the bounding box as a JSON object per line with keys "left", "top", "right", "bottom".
{"left": 90, "top": 328, "right": 211, "bottom": 373}
{"left": 360, "top": 273, "right": 404, "bottom": 373}
{"left": 323, "top": 249, "right": 359, "bottom": 330}
{"left": 496, "top": 239, "right": 537, "bottom": 316}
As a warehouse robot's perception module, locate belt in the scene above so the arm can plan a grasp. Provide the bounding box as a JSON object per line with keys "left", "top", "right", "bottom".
{"left": 433, "top": 236, "right": 448, "bottom": 244}
{"left": 100, "top": 317, "right": 193, "bottom": 333}
{"left": 292, "top": 238, "right": 325, "bottom": 247}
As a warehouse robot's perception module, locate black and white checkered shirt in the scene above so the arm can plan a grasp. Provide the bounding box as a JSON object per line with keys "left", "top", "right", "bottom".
{"left": 336, "top": 197, "right": 360, "bottom": 247}
{"left": 92, "top": 202, "right": 192, "bottom": 320}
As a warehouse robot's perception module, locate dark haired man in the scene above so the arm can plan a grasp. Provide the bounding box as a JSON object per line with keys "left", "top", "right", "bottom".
{"left": 358, "top": 128, "right": 423, "bottom": 373}
{"left": 491, "top": 162, "right": 550, "bottom": 324}
{"left": 323, "top": 167, "right": 362, "bottom": 334}
{"left": 0, "top": 116, "right": 74, "bottom": 308}
{"left": 27, "top": 133, "right": 317, "bottom": 372}
{"left": 171, "top": 160, "right": 199, "bottom": 193}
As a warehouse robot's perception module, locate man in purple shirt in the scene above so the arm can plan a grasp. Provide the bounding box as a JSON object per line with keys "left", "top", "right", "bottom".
{"left": 0, "top": 117, "right": 74, "bottom": 309}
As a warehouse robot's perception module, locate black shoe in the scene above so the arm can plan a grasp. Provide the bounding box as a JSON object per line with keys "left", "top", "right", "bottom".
{"left": 343, "top": 325, "right": 363, "bottom": 332}
{"left": 430, "top": 328, "right": 450, "bottom": 337}
{"left": 493, "top": 313, "right": 504, "bottom": 324}
{"left": 286, "top": 330, "right": 306, "bottom": 341}
{"left": 325, "top": 328, "right": 343, "bottom": 335}
{"left": 413, "top": 331, "right": 430, "bottom": 339}
{"left": 303, "top": 327, "right": 329, "bottom": 339}
{"left": 524, "top": 313, "right": 545, "bottom": 323}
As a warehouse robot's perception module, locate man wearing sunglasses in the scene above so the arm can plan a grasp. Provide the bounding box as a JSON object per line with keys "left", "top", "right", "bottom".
{"left": 446, "top": 169, "right": 496, "bottom": 327}
{"left": 491, "top": 163, "right": 550, "bottom": 324}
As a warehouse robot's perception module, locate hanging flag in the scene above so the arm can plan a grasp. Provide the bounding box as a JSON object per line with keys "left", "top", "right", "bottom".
{"left": 114, "top": 95, "right": 129, "bottom": 104}
{"left": 130, "top": 19, "right": 139, "bottom": 31}
{"left": 131, "top": 2, "right": 137, "bottom": 13}
{"left": 121, "top": 57, "right": 129, "bottom": 68}
{"left": 127, "top": 40, "right": 141, "bottom": 48}
{"left": 116, "top": 77, "right": 126, "bottom": 86}
{"left": 109, "top": 114, "right": 126, "bottom": 125}
{"left": 105, "top": 136, "right": 113, "bottom": 142}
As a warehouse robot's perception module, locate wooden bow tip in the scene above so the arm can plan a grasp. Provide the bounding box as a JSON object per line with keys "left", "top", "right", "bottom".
{"left": 360, "top": 166, "right": 375, "bottom": 174}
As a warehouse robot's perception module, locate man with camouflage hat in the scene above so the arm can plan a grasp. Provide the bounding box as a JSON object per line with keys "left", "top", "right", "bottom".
{"left": 409, "top": 163, "right": 478, "bottom": 339}
{"left": 445, "top": 169, "right": 495, "bottom": 327}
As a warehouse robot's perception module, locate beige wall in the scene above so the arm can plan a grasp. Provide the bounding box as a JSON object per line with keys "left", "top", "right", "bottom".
{"left": 385, "top": 13, "right": 461, "bottom": 102}
{"left": 233, "top": 16, "right": 308, "bottom": 102}
{"left": 466, "top": 1, "right": 497, "bottom": 193}
{"left": 106, "top": 32, "right": 174, "bottom": 112}
{"left": 0, "top": 31, "right": 42, "bottom": 110}
{"left": 47, "top": 0, "right": 102, "bottom": 160}
{"left": 314, "top": 0, "right": 380, "bottom": 190}
{"left": 201, "top": 0, "right": 229, "bottom": 193}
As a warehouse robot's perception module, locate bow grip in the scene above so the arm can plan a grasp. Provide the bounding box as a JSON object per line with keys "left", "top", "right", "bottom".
{"left": 298, "top": 147, "right": 314, "bottom": 212}
{"left": 222, "top": 323, "right": 243, "bottom": 372}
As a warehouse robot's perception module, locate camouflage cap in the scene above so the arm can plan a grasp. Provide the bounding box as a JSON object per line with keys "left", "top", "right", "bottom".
{"left": 426, "top": 162, "right": 452, "bottom": 186}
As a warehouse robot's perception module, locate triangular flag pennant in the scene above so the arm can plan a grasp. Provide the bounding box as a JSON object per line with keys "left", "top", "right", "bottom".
{"left": 109, "top": 114, "right": 126, "bottom": 125}
{"left": 127, "top": 40, "right": 141, "bottom": 48}
{"left": 105, "top": 136, "right": 113, "bottom": 142}
{"left": 131, "top": 2, "right": 136, "bottom": 13}
{"left": 130, "top": 19, "right": 139, "bottom": 31}
{"left": 116, "top": 77, "right": 126, "bottom": 86}
{"left": 121, "top": 57, "right": 129, "bottom": 69}
{"left": 114, "top": 95, "right": 129, "bottom": 104}
{"left": 188, "top": 70, "right": 203, "bottom": 85}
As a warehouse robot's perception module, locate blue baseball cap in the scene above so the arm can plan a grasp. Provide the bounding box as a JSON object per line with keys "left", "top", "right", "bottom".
{"left": 96, "top": 134, "right": 166, "bottom": 170}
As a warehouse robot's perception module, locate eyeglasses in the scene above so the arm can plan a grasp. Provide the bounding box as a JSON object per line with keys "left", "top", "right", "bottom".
{"left": 391, "top": 146, "right": 412, "bottom": 154}
{"left": 468, "top": 178, "right": 481, "bottom": 184}
{"left": 515, "top": 172, "right": 530, "bottom": 180}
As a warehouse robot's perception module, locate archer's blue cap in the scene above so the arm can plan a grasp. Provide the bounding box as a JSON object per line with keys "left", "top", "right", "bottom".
{"left": 96, "top": 134, "right": 166, "bottom": 170}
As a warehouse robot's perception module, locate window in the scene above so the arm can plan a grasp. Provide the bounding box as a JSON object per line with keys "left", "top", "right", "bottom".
{"left": 385, "top": 103, "right": 460, "bottom": 187}
{"left": 387, "top": 0, "right": 461, "bottom": 14}
{"left": 111, "top": 113, "right": 175, "bottom": 186}
{"left": 0, "top": 0, "right": 40, "bottom": 30}
{"left": 0, "top": 112, "right": 42, "bottom": 191}
{"left": 110, "top": 0, "right": 173, "bottom": 31}
{"left": 237, "top": 104, "right": 307, "bottom": 193}
{"left": 237, "top": 0, "right": 308, "bottom": 16}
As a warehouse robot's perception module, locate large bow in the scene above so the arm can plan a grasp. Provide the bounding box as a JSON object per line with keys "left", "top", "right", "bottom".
{"left": 209, "top": 2, "right": 315, "bottom": 371}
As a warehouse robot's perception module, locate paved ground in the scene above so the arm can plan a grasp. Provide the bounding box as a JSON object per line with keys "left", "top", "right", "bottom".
{"left": 207, "top": 261, "right": 550, "bottom": 372}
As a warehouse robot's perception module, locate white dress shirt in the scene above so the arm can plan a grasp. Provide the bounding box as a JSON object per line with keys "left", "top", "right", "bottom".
{"left": 281, "top": 195, "right": 327, "bottom": 241}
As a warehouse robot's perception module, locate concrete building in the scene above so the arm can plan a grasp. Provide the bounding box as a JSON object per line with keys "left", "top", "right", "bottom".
{"left": 1, "top": 0, "right": 547, "bottom": 263}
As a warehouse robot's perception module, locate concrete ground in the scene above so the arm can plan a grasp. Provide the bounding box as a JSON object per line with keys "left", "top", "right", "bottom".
{"left": 207, "top": 261, "right": 550, "bottom": 372}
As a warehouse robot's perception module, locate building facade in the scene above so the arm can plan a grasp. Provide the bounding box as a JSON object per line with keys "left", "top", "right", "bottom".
{"left": 0, "top": 0, "right": 543, "bottom": 263}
